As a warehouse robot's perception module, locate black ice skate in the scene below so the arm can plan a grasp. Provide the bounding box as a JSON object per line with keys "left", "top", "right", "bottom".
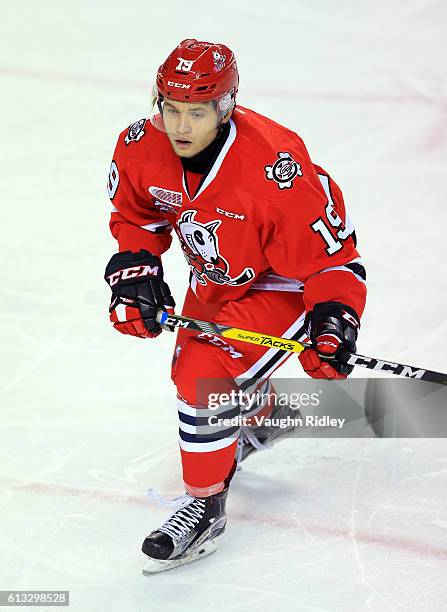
{"left": 236, "top": 400, "right": 303, "bottom": 463}
{"left": 142, "top": 487, "right": 228, "bottom": 574}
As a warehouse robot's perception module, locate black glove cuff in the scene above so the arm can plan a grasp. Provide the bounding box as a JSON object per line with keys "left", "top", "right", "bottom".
{"left": 306, "top": 302, "right": 361, "bottom": 376}
{"left": 306, "top": 301, "right": 360, "bottom": 344}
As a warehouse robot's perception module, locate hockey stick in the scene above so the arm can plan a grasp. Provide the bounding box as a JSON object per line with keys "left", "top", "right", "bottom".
{"left": 156, "top": 310, "right": 447, "bottom": 385}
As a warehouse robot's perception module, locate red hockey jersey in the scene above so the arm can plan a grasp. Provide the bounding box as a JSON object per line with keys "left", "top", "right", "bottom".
{"left": 107, "top": 106, "right": 366, "bottom": 316}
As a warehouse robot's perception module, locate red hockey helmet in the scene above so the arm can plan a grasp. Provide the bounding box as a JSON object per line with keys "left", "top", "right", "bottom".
{"left": 150, "top": 39, "right": 239, "bottom": 132}
{"left": 156, "top": 39, "right": 238, "bottom": 102}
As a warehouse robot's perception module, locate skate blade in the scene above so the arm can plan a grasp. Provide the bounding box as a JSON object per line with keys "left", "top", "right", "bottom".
{"left": 142, "top": 539, "right": 218, "bottom": 575}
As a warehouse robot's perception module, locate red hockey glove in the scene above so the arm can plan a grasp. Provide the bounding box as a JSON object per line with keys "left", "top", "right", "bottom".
{"left": 299, "top": 302, "right": 360, "bottom": 379}
{"left": 104, "top": 250, "right": 175, "bottom": 338}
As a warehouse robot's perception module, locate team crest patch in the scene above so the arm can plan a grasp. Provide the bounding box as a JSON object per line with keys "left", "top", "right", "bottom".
{"left": 124, "top": 118, "right": 146, "bottom": 145}
{"left": 212, "top": 50, "right": 226, "bottom": 72}
{"left": 148, "top": 186, "right": 182, "bottom": 214}
{"left": 264, "top": 152, "right": 302, "bottom": 189}
{"left": 177, "top": 210, "right": 255, "bottom": 287}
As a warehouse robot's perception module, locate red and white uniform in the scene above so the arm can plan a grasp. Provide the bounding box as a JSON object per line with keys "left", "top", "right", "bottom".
{"left": 107, "top": 106, "right": 367, "bottom": 496}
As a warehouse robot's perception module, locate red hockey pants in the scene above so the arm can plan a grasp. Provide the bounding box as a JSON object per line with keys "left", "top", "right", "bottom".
{"left": 171, "top": 287, "right": 308, "bottom": 497}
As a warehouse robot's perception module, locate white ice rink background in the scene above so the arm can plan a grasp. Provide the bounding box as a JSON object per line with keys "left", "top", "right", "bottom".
{"left": 1, "top": 1, "right": 446, "bottom": 610}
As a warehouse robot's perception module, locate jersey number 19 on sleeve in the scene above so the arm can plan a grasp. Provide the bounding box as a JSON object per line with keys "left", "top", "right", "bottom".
{"left": 311, "top": 200, "right": 351, "bottom": 255}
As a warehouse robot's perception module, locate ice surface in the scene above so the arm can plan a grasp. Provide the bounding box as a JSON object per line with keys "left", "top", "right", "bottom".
{"left": 1, "top": 1, "right": 446, "bottom": 610}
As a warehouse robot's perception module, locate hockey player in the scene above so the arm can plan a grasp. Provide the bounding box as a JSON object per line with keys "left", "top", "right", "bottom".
{"left": 104, "top": 39, "right": 366, "bottom": 572}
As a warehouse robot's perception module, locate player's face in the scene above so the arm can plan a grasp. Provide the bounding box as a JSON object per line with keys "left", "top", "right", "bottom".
{"left": 163, "top": 100, "right": 221, "bottom": 158}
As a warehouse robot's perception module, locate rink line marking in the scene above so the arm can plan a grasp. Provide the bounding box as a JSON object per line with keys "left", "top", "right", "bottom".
{"left": 233, "top": 509, "right": 447, "bottom": 561}
{"left": 0, "top": 66, "right": 442, "bottom": 106}
{"left": 2, "top": 477, "right": 447, "bottom": 561}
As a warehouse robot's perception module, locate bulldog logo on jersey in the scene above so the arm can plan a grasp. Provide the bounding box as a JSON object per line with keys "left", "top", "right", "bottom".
{"left": 124, "top": 119, "right": 146, "bottom": 145}
{"left": 264, "top": 152, "right": 302, "bottom": 189}
{"left": 177, "top": 210, "right": 255, "bottom": 287}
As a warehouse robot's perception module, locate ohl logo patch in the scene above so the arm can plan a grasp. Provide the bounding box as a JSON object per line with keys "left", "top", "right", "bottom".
{"left": 264, "top": 151, "right": 302, "bottom": 189}
{"left": 177, "top": 210, "right": 255, "bottom": 287}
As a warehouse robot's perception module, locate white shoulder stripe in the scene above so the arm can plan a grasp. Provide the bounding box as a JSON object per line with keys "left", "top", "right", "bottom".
{"left": 250, "top": 273, "right": 304, "bottom": 292}
{"left": 317, "top": 173, "right": 334, "bottom": 206}
{"left": 318, "top": 259, "right": 366, "bottom": 285}
{"left": 317, "top": 173, "right": 355, "bottom": 235}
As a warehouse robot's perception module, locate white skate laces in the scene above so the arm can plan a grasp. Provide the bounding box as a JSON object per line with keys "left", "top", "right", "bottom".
{"left": 158, "top": 496, "right": 207, "bottom": 542}
{"left": 236, "top": 424, "right": 270, "bottom": 463}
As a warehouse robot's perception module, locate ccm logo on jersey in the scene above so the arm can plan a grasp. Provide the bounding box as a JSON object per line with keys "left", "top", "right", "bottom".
{"left": 216, "top": 207, "right": 245, "bottom": 220}
{"left": 167, "top": 81, "right": 191, "bottom": 89}
{"left": 106, "top": 265, "right": 159, "bottom": 287}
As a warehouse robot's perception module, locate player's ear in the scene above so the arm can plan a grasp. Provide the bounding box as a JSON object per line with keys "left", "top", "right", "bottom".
{"left": 220, "top": 109, "right": 233, "bottom": 124}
